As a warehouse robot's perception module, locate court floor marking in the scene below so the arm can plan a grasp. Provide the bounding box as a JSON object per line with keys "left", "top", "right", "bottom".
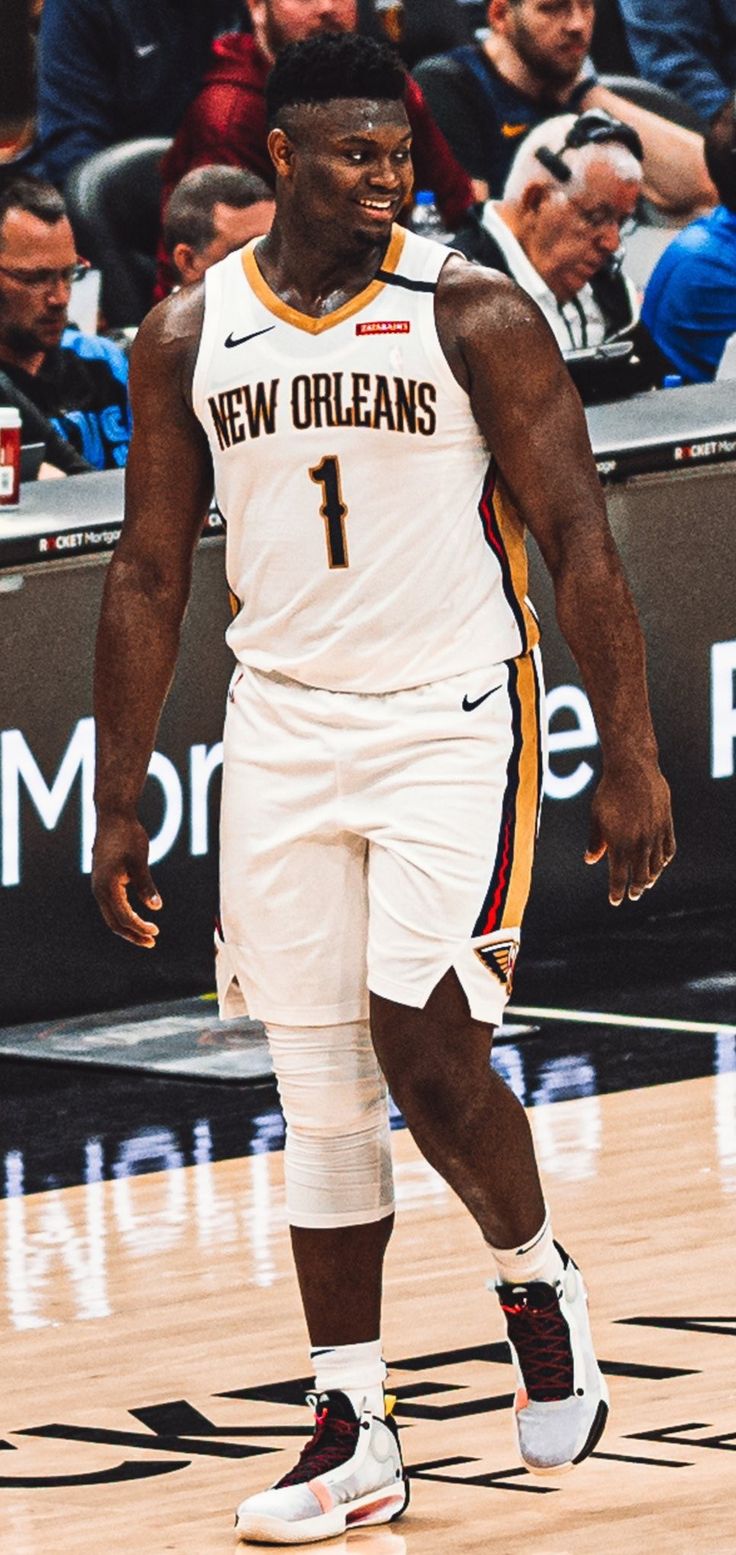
{"left": 508, "top": 1004, "right": 736, "bottom": 1036}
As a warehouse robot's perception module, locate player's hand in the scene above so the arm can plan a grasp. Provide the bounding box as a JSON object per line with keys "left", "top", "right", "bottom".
{"left": 584, "top": 761, "right": 675, "bottom": 907}
{"left": 91, "top": 814, "right": 162, "bottom": 948}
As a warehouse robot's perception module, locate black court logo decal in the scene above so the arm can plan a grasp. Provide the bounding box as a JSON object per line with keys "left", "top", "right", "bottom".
{"left": 2, "top": 1319, "right": 731, "bottom": 1493}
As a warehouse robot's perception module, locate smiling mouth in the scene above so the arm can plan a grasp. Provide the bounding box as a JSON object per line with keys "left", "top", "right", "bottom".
{"left": 357, "top": 197, "right": 396, "bottom": 216}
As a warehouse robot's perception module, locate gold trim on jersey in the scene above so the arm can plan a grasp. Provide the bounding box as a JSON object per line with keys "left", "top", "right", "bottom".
{"left": 241, "top": 227, "right": 406, "bottom": 334}
{"left": 492, "top": 483, "right": 540, "bottom": 656}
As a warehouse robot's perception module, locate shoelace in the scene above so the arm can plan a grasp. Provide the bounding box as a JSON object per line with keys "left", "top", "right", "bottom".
{"left": 276, "top": 1408, "right": 360, "bottom": 1487}
{"left": 501, "top": 1290, "right": 575, "bottom": 1401}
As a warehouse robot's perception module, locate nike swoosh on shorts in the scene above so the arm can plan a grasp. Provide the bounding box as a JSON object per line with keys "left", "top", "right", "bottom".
{"left": 461, "top": 684, "right": 502, "bottom": 712}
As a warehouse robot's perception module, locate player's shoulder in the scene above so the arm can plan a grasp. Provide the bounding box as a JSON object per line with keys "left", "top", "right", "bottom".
{"left": 436, "top": 253, "right": 552, "bottom": 345}
{"left": 135, "top": 282, "right": 205, "bottom": 352}
{"left": 130, "top": 284, "right": 205, "bottom": 403}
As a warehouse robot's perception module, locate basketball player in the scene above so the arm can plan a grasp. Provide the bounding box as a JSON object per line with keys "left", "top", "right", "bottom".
{"left": 92, "top": 33, "right": 675, "bottom": 1545}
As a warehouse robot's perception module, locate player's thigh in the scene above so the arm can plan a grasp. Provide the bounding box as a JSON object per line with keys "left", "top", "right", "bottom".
{"left": 365, "top": 653, "right": 544, "bottom": 1023}
{"left": 219, "top": 668, "right": 369, "bottom": 1024}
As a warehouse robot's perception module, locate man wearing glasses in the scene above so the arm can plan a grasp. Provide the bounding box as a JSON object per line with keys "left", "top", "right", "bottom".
{"left": 455, "top": 111, "right": 643, "bottom": 358}
{"left": 0, "top": 176, "right": 131, "bottom": 472}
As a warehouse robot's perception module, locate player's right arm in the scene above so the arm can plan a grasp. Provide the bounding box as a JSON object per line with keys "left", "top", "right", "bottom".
{"left": 435, "top": 259, "right": 675, "bottom": 908}
{"left": 91, "top": 285, "right": 213, "bottom": 948}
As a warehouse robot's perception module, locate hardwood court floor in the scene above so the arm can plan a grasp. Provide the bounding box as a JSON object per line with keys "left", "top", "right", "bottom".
{"left": 2, "top": 1069, "right": 734, "bottom": 1555}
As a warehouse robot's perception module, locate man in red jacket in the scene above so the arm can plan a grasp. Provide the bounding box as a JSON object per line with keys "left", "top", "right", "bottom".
{"left": 155, "top": 0, "right": 474, "bottom": 298}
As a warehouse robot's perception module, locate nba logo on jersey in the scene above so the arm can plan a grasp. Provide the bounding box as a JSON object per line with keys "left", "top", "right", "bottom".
{"left": 474, "top": 938, "right": 519, "bottom": 995}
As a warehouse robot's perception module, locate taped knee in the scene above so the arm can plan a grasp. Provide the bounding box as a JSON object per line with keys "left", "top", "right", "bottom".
{"left": 265, "top": 1020, "right": 395, "bottom": 1229}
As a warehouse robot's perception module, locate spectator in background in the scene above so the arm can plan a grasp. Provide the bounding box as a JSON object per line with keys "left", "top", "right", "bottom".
{"left": 413, "top": 0, "right": 715, "bottom": 213}
{"left": 36, "top": 0, "right": 243, "bottom": 190}
{"left": 0, "top": 177, "right": 131, "bottom": 469}
{"left": 617, "top": 0, "right": 736, "bottom": 127}
{"left": 454, "top": 111, "right": 643, "bottom": 353}
{"left": 156, "top": 0, "right": 475, "bottom": 298}
{"left": 359, "top": 0, "right": 473, "bottom": 68}
{"left": 641, "top": 98, "right": 736, "bottom": 382}
{"left": 163, "top": 166, "right": 275, "bottom": 292}
{"left": 0, "top": 0, "right": 43, "bottom": 177}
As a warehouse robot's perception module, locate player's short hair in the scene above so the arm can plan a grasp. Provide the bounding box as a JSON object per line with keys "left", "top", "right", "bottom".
{"left": 704, "top": 95, "right": 736, "bottom": 212}
{"left": 0, "top": 174, "right": 66, "bottom": 237}
{"left": 163, "top": 165, "right": 274, "bottom": 254}
{"left": 265, "top": 32, "right": 407, "bottom": 129}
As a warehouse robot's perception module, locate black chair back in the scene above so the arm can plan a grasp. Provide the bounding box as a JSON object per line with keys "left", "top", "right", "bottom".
{"left": 359, "top": 0, "right": 475, "bottom": 68}
{"left": 65, "top": 137, "right": 172, "bottom": 328}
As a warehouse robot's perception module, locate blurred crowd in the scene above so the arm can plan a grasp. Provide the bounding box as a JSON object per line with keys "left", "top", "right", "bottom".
{"left": 2, "top": 0, "right": 736, "bottom": 476}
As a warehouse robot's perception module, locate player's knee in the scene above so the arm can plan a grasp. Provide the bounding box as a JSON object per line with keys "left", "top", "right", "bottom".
{"left": 399, "top": 1064, "right": 458, "bottom": 1137}
{"left": 265, "top": 1020, "right": 395, "bottom": 1228}
{"left": 384, "top": 1033, "right": 487, "bottom": 1138}
{"left": 266, "top": 1019, "right": 387, "bottom": 1132}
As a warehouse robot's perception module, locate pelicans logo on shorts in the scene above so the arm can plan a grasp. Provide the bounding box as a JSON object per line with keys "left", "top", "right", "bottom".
{"left": 474, "top": 938, "right": 519, "bottom": 996}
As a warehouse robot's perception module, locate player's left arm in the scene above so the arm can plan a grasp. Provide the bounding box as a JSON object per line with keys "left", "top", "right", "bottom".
{"left": 435, "top": 260, "right": 675, "bottom": 905}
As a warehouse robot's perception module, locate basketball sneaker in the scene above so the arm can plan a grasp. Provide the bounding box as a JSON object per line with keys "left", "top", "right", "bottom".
{"left": 234, "top": 1390, "right": 409, "bottom": 1545}
{"left": 494, "top": 1243, "right": 609, "bottom": 1475}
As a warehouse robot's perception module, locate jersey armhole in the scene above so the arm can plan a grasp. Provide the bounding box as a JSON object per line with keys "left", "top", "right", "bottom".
{"left": 192, "top": 259, "right": 226, "bottom": 424}
{"left": 419, "top": 250, "right": 477, "bottom": 409}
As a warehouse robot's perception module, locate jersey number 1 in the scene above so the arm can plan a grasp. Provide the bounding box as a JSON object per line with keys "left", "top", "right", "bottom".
{"left": 309, "top": 455, "right": 349, "bottom": 569}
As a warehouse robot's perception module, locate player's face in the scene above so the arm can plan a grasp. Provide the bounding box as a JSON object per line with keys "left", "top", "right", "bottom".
{"left": 286, "top": 99, "right": 414, "bottom": 248}
{"left": 496, "top": 0, "right": 594, "bottom": 88}
{"left": 524, "top": 156, "right": 640, "bottom": 300}
{"left": 0, "top": 209, "right": 75, "bottom": 357}
{"left": 254, "top": 0, "right": 357, "bottom": 55}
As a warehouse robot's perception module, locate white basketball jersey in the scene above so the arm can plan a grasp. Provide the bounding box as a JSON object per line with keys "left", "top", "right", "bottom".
{"left": 193, "top": 226, "right": 539, "bottom": 692}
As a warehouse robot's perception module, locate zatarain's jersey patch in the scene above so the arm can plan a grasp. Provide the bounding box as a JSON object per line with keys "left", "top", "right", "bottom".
{"left": 356, "top": 320, "right": 410, "bottom": 335}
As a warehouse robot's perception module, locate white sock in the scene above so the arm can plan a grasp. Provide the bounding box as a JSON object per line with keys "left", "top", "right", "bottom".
{"left": 489, "top": 1209, "right": 564, "bottom": 1286}
{"left": 310, "top": 1338, "right": 386, "bottom": 1419}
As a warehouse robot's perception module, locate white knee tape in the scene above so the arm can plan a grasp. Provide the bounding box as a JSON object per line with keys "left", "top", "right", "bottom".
{"left": 265, "top": 1021, "right": 395, "bottom": 1229}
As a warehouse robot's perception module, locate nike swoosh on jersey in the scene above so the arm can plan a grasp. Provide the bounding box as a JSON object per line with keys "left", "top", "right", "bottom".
{"left": 461, "top": 684, "right": 502, "bottom": 712}
{"left": 225, "top": 326, "right": 276, "bottom": 349}
{"left": 134, "top": 42, "right": 157, "bottom": 57}
{"left": 501, "top": 122, "right": 529, "bottom": 138}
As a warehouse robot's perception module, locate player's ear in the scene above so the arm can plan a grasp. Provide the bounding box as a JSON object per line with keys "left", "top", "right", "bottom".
{"left": 268, "top": 125, "right": 296, "bottom": 180}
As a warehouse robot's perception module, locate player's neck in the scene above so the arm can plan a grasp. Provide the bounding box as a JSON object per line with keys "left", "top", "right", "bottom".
{"left": 254, "top": 223, "right": 390, "bottom": 320}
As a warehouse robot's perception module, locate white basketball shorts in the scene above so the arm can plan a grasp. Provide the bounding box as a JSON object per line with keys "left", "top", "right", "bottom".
{"left": 217, "top": 652, "right": 544, "bottom": 1028}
